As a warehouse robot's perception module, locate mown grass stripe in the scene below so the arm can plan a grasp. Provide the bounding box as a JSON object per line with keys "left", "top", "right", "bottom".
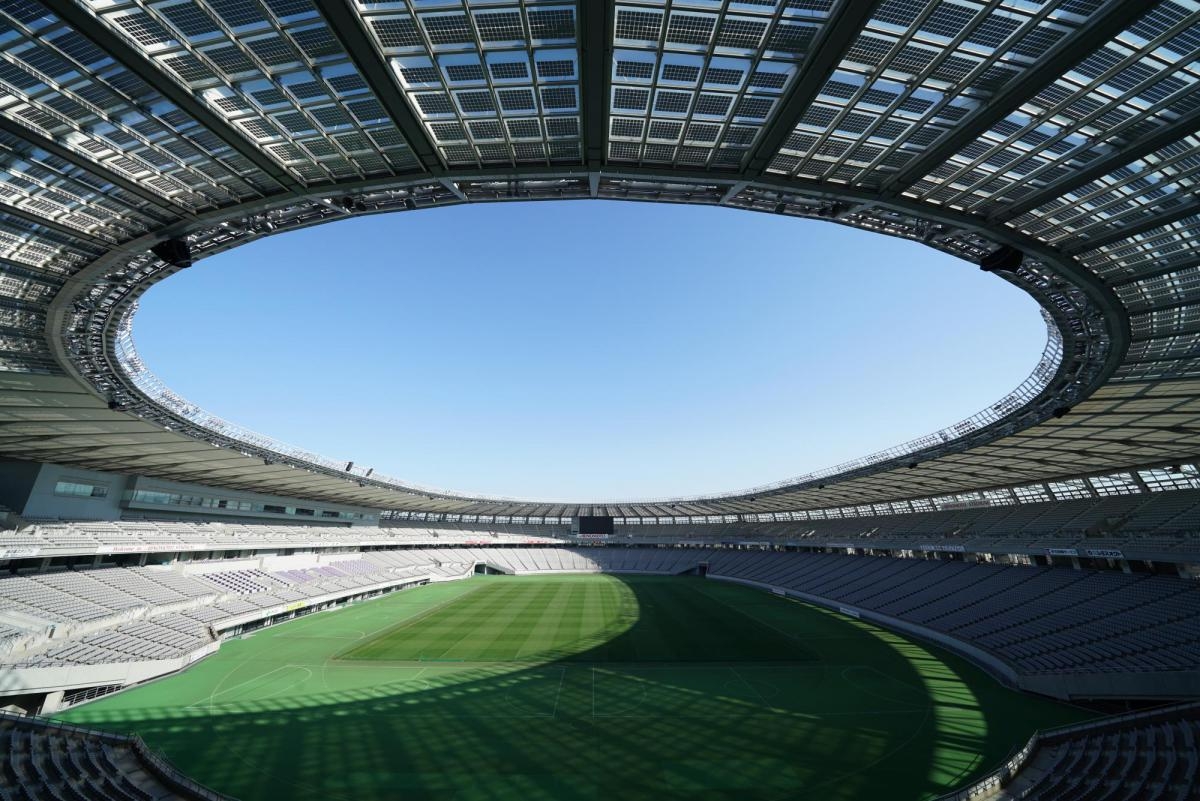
{"left": 57, "top": 575, "right": 1095, "bottom": 801}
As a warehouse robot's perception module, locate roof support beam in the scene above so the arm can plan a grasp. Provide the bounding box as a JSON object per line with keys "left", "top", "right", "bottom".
{"left": 1126, "top": 298, "right": 1200, "bottom": 316}
{"left": 994, "top": 106, "right": 1200, "bottom": 224}
{"left": 1066, "top": 196, "right": 1200, "bottom": 255}
{"left": 39, "top": 0, "right": 301, "bottom": 194}
{"left": 0, "top": 203, "right": 108, "bottom": 247}
{"left": 438, "top": 178, "right": 468, "bottom": 201}
{"left": 1113, "top": 374, "right": 1200, "bottom": 386}
{"left": 311, "top": 0, "right": 441, "bottom": 174}
{"left": 720, "top": 181, "right": 748, "bottom": 205}
{"left": 1132, "top": 329, "right": 1200, "bottom": 344}
{"left": 580, "top": 0, "right": 612, "bottom": 169}
{"left": 0, "top": 117, "right": 183, "bottom": 218}
{"left": 1121, "top": 353, "right": 1200, "bottom": 366}
{"left": 1112, "top": 258, "right": 1200, "bottom": 289}
{"left": 744, "top": 0, "right": 886, "bottom": 176}
{"left": 886, "top": 2, "right": 1153, "bottom": 193}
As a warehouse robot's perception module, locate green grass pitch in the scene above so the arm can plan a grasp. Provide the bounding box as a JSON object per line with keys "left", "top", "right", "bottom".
{"left": 58, "top": 575, "right": 1092, "bottom": 801}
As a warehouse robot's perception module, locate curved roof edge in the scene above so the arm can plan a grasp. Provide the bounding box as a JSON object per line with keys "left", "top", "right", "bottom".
{"left": 2, "top": 0, "right": 1196, "bottom": 518}
{"left": 46, "top": 170, "right": 1124, "bottom": 515}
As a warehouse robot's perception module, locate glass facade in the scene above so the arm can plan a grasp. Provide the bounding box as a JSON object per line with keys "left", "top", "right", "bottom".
{"left": 54, "top": 481, "right": 109, "bottom": 498}
{"left": 127, "top": 488, "right": 373, "bottom": 519}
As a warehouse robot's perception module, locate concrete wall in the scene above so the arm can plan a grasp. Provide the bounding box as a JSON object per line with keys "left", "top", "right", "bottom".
{"left": 0, "top": 459, "right": 379, "bottom": 525}
{"left": 1, "top": 642, "right": 221, "bottom": 711}
{"left": 0, "top": 460, "right": 41, "bottom": 512}
{"left": 1, "top": 461, "right": 129, "bottom": 521}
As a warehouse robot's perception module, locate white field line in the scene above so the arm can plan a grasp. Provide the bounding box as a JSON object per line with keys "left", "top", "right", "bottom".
{"left": 550, "top": 666, "right": 567, "bottom": 719}
{"left": 187, "top": 663, "right": 292, "bottom": 710}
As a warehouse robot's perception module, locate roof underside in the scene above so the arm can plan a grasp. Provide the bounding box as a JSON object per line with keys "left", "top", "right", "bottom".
{"left": 0, "top": 0, "right": 1198, "bottom": 517}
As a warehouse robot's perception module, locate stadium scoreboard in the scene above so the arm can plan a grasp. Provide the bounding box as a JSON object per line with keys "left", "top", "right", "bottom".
{"left": 572, "top": 516, "right": 614, "bottom": 539}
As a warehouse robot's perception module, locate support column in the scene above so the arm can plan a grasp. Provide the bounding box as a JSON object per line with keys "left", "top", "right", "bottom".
{"left": 42, "top": 690, "right": 66, "bottom": 714}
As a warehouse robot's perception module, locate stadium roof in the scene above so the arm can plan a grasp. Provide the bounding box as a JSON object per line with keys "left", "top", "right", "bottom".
{"left": 0, "top": 0, "right": 1199, "bottom": 517}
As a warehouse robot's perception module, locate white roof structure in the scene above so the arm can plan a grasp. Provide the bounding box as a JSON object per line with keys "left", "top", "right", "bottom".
{"left": 0, "top": 0, "right": 1198, "bottom": 517}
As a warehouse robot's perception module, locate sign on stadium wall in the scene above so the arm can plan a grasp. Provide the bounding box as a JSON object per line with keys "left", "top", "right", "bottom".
{"left": 919, "top": 544, "right": 966, "bottom": 553}
{"left": 1046, "top": 548, "right": 1079, "bottom": 557}
{"left": 575, "top": 533, "right": 609, "bottom": 539}
{"left": 0, "top": 546, "right": 40, "bottom": 558}
{"left": 97, "top": 543, "right": 202, "bottom": 554}
{"left": 1085, "top": 548, "right": 1124, "bottom": 559}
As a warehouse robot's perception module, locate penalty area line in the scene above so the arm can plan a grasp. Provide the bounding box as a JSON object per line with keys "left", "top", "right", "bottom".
{"left": 186, "top": 663, "right": 292, "bottom": 710}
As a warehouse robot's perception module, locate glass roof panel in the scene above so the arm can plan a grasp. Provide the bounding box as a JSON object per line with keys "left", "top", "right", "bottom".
{"left": 767, "top": 0, "right": 1098, "bottom": 187}
{"left": 0, "top": 0, "right": 279, "bottom": 209}
{"left": 78, "top": 0, "right": 419, "bottom": 182}
{"left": 609, "top": 0, "right": 827, "bottom": 169}
{"left": 920, "top": 4, "right": 1200, "bottom": 218}
{"left": 357, "top": 0, "right": 582, "bottom": 168}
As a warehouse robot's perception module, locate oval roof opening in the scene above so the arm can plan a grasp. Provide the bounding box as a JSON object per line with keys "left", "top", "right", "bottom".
{"left": 134, "top": 200, "right": 1047, "bottom": 501}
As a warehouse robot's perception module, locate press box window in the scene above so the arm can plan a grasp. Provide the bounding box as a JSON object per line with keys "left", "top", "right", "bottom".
{"left": 131, "top": 489, "right": 173, "bottom": 504}
{"left": 55, "top": 481, "right": 108, "bottom": 498}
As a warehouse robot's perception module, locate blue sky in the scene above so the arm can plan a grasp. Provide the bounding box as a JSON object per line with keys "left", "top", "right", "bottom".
{"left": 135, "top": 200, "right": 1046, "bottom": 501}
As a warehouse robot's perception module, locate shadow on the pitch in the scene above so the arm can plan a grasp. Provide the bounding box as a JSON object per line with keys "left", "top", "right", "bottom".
{"left": 54, "top": 575, "right": 1079, "bottom": 801}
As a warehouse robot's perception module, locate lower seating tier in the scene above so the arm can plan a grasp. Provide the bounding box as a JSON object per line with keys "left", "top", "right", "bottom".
{"left": 2, "top": 548, "right": 1198, "bottom": 686}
